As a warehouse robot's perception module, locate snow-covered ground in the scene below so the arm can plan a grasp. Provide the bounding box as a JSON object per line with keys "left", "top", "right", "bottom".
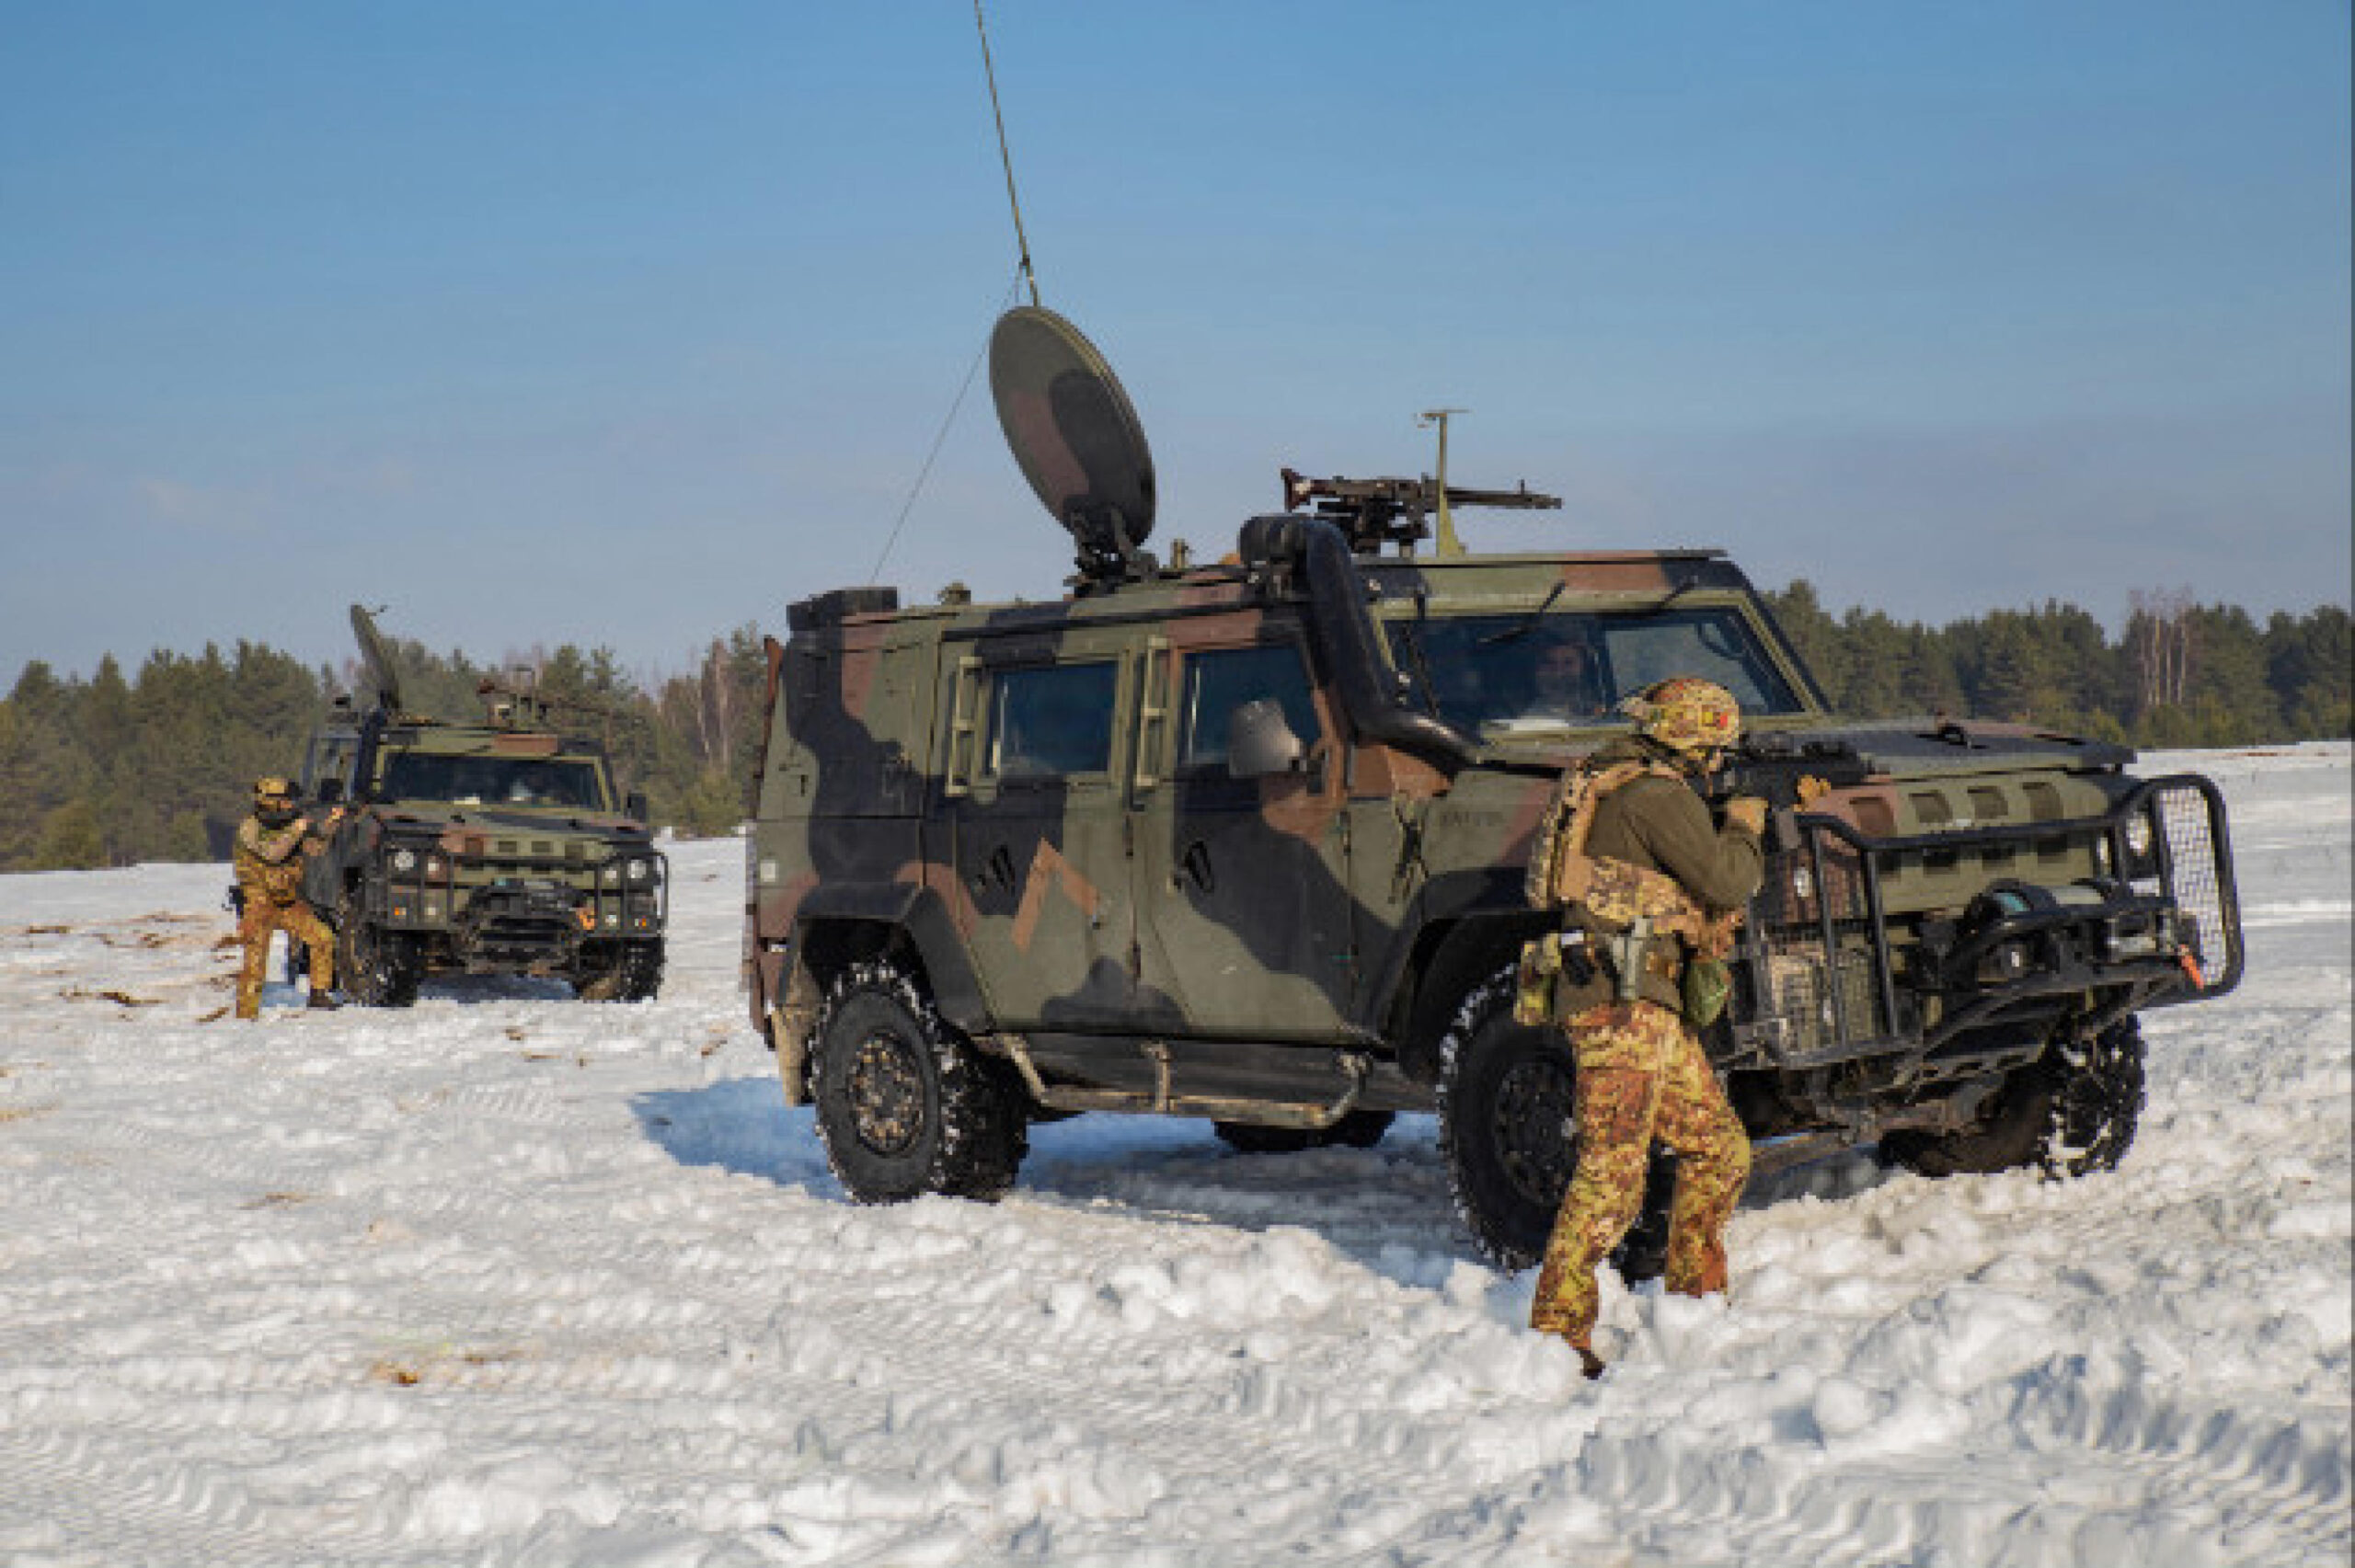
{"left": 0, "top": 745, "right": 2346, "bottom": 1567}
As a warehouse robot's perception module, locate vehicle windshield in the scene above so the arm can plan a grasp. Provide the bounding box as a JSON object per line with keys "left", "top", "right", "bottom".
{"left": 1387, "top": 606, "right": 1809, "bottom": 735}
{"left": 375, "top": 753, "right": 610, "bottom": 809}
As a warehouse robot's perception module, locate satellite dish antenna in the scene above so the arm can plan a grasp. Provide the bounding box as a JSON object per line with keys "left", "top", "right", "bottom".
{"left": 349, "top": 603, "right": 406, "bottom": 715}
{"left": 988, "top": 304, "right": 1158, "bottom": 587}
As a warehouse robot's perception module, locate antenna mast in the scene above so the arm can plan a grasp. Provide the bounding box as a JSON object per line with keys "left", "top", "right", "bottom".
{"left": 974, "top": 0, "right": 1040, "bottom": 306}
{"left": 1419, "top": 408, "right": 1467, "bottom": 556}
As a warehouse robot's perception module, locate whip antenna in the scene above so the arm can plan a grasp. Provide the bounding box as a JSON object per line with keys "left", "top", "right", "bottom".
{"left": 974, "top": 0, "right": 1040, "bottom": 306}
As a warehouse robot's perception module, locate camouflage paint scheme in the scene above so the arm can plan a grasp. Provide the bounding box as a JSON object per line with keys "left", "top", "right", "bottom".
{"left": 745, "top": 524, "right": 2246, "bottom": 1237}
{"left": 1529, "top": 1000, "right": 1751, "bottom": 1351}
{"left": 294, "top": 709, "right": 667, "bottom": 1001}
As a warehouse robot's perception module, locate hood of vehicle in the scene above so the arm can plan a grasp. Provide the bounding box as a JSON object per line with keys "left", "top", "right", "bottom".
{"left": 369, "top": 804, "right": 653, "bottom": 841}
{"left": 1772, "top": 718, "right": 2132, "bottom": 780}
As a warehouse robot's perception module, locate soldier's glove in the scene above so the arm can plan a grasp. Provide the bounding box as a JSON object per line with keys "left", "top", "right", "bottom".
{"left": 1722, "top": 795, "right": 1770, "bottom": 837}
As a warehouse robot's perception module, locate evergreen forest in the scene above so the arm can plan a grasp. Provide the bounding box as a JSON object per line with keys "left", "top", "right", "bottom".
{"left": 0, "top": 589, "right": 2345, "bottom": 872}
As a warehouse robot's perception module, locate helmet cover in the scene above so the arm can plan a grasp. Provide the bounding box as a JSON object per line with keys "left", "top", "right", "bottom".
{"left": 1621, "top": 677, "right": 1741, "bottom": 756}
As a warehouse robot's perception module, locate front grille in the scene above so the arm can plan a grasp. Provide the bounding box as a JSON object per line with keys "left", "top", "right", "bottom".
{"left": 1742, "top": 831, "right": 1896, "bottom": 1065}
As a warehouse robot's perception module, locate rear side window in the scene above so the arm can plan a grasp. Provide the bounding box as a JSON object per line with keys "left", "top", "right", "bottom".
{"left": 1178, "top": 645, "right": 1321, "bottom": 770}
{"left": 988, "top": 662, "right": 1118, "bottom": 779}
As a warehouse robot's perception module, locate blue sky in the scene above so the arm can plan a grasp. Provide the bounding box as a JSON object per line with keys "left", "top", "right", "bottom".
{"left": 3, "top": 2, "right": 2347, "bottom": 683}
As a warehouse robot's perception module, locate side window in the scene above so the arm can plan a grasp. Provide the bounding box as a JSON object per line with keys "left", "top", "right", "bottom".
{"left": 987, "top": 662, "right": 1119, "bottom": 780}
{"left": 1178, "top": 644, "right": 1321, "bottom": 771}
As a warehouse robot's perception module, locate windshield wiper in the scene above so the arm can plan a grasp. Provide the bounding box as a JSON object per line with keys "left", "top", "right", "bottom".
{"left": 1476, "top": 581, "right": 1565, "bottom": 646}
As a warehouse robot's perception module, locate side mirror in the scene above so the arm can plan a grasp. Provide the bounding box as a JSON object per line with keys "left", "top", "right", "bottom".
{"left": 625, "top": 790, "right": 649, "bottom": 824}
{"left": 1226, "top": 699, "right": 1305, "bottom": 780}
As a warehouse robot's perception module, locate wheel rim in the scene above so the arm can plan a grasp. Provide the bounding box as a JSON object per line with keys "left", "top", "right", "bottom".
{"left": 846, "top": 1031, "right": 926, "bottom": 1156}
{"left": 1492, "top": 1055, "right": 1578, "bottom": 1207}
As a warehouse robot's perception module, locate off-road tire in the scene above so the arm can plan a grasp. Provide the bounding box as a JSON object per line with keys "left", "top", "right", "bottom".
{"left": 1882, "top": 1018, "right": 2147, "bottom": 1179}
{"left": 336, "top": 890, "right": 421, "bottom": 1008}
{"left": 809, "top": 959, "right": 1028, "bottom": 1204}
{"left": 1438, "top": 966, "right": 1578, "bottom": 1270}
{"left": 1438, "top": 965, "right": 1683, "bottom": 1276}
{"left": 1212, "top": 1110, "right": 1396, "bottom": 1155}
{"left": 578, "top": 940, "right": 666, "bottom": 1002}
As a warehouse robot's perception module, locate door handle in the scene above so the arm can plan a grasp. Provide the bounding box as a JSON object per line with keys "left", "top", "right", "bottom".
{"left": 1178, "top": 840, "right": 1214, "bottom": 894}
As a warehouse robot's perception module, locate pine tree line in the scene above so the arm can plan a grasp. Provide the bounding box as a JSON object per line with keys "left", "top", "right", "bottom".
{"left": 0, "top": 629, "right": 771, "bottom": 873}
{"left": 0, "top": 593, "right": 2346, "bottom": 871}
{"left": 1761, "top": 585, "right": 2349, "bottom": 748}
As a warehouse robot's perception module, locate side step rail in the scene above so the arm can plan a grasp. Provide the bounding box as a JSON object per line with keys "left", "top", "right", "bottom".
{"left": 991, "top": 1036, "right": 1372, "bottom": 1131}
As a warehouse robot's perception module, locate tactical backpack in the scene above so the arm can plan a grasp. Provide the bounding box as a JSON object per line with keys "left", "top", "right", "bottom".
{"left": 1515, "top": 761, "right": 1737, "bottom": 1027}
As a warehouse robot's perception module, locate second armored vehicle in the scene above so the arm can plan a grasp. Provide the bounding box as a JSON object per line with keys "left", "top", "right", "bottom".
{"left": 291, "top": 607, "right": 668, "bottom": 1006}
{"left": 744, "top": 308, "right": 2241, "bottom": 1265}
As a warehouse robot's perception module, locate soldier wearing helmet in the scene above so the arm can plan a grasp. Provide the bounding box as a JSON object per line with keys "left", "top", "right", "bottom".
{"left": 1525, "top": 676, "right": 1770, "bottom": 1378}
{"left": 231, "top": 775, "right": 343, "bottom": 1020}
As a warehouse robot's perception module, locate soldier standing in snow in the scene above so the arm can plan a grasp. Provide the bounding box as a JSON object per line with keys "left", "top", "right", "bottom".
{"left": 1522, "top": 677, "right": 1768, "bottom": 1377}
{"left": 232, "top": 776, "right": 342, "bottom": 1020}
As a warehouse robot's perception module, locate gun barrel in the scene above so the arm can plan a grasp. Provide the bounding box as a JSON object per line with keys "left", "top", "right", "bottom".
{"left": 1439, "top": 484, "right": 1560, "bottom": 512}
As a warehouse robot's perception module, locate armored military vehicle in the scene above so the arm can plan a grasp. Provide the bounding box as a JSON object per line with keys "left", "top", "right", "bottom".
{"left": 744, "top": 307, "right": 2241, "bottom": 1265}
{"left": 288, "top": 607, "right": 667, "bottom": 1006}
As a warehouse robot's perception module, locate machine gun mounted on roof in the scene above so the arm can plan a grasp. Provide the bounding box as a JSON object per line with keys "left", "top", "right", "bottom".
{"left": 1279, "top": 467, "right": 1561, "bottom": 555}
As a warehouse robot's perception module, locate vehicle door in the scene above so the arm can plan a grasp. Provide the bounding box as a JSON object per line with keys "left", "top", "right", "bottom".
{"left": 1128, "top": 624, "right": 1358, "bottom": 1039}
{"left": 939, "top": 628, "right": 1140, "bottom": 1031}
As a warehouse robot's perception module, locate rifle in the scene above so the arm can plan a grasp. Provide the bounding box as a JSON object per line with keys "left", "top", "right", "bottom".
{"left": 1705, "top": 732, "right": 1870, "bottom": 814}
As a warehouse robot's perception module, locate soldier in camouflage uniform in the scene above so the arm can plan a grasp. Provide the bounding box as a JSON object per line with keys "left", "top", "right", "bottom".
{"left": 1526, "top": 678, "right": 1769, "bottom": 1377}
{"left": 233, "top": 776, "right": 342, "bottom": 1020}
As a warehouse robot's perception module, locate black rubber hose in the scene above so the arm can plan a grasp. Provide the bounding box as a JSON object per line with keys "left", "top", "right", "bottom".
{"left": 1236, "top": 515, "right": 1477, "bottom": 772}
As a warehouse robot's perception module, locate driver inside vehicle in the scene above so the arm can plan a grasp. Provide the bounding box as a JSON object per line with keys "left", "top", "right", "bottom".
{"left": 1525, "top": 635, "right": 1608, "bottom": 722}
{"left": 507, "top": 763, "right": 558, "bottom": 805}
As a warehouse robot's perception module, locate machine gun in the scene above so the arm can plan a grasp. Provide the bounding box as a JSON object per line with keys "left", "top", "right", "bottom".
{"left": 1280, "top": 467, "right": 1560, "bottom": 555}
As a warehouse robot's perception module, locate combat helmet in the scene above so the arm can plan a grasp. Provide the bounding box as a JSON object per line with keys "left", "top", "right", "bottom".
{"left": 252, "top": 775, "right": 298, "bottom": 825}
{"left": 1621, "top": 677, "right": 1741, "bottom": 760}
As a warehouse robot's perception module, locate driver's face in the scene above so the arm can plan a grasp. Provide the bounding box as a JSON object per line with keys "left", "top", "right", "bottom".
{"left": 1534, "top": 643, "right": 1593, "bottom": 696}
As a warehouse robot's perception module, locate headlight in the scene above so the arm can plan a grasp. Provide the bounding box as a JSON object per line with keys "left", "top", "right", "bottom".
{"left": 2123, "top": 814, "right": 2154, "bottom": 860}
{"left": 1789, "top": 865, "right": 1814, "bottom": 901}
{"left": 391, "top": 848, "right": 418, "bottom": 873}
{"left": 424, "top": 856, "right": 444, "bottom": 877}
{"left": 601, "top": 864, "right": 621, "bottom": 887}
{"left": 626, "top": 858, "right": 651, "bottom": 883}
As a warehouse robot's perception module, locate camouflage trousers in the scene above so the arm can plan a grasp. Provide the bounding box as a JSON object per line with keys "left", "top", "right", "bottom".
{"left": 236, "top": 898, "right": 334, "bottom": 1020}
{"left": 1529, "top": 999, "right": 1752, "bottom": 1350}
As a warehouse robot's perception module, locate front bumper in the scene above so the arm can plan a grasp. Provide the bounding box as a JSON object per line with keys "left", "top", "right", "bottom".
{"left": 367, "top": 847, "right": 670, "bottom": 964}
{"left": 1726, "top": 773, "right": 2242, "bottom": 1082}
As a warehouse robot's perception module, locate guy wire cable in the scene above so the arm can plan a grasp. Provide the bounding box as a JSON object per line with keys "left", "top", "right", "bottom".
{"left": 867, "top": 2, "right": 1040, "bottom": 584}
{"left": 867, "top": 268, "right": 1026, "bottom": 586}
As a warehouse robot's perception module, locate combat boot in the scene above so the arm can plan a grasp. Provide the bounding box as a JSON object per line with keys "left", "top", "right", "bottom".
{"left": 305, "top": 990, "right": 341, "bottom": 1012}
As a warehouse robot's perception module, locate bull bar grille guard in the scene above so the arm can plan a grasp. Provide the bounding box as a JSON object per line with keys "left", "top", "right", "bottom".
{"left": 366, "top": 844, "right": 671, "bottom": 942}
{"left": 1729, "top": 774, "right": 2242, "bottom": 1080}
